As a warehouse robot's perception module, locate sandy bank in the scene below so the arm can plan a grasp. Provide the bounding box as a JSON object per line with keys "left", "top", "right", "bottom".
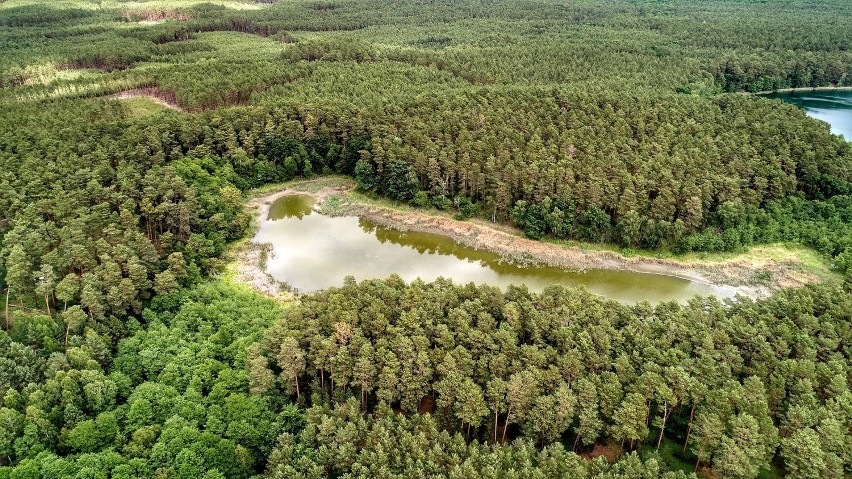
{"left": 752, "top": 85, "right": 852, "bottom": 95}
{"left": 236, "top": 179, "right": 826, "bottom": 300}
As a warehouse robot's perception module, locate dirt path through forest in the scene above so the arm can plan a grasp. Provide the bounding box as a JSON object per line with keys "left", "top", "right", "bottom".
{"left": 235, "top": 180, "right": 825, "bottom": 299}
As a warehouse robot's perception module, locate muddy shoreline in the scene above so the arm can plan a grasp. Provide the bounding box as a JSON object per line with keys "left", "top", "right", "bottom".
{"left": 229, "top": 182, "right": 352, "bottom": 299}
{"left": 235, "top": 180, "right": 824, "bottom": 300}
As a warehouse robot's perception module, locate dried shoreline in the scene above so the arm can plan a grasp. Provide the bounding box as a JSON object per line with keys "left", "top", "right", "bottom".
{"left": 234, "top": 180, "right": 824, "bottom": 300}
{"left": 752, "top": 85, "right": 852, "bottom": 95}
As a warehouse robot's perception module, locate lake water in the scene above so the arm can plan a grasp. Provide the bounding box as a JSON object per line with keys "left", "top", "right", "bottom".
{"left": 764, "top": 89, "right": 852, "bottom": 139}
{"left": 254, "top": 195, "right": 738, "bottom": 304}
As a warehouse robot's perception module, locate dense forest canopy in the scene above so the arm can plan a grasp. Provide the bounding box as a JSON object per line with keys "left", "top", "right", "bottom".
{"left": 1, "top": 0, "right": 851, "bottom": 265}
{"left": 0, "top": 279, "right": 849, "bottom": 478}
{"left": 0, "top": 0, "right": 850, "bottom": 478}
{"left": 255, "top": 278, "right": 851, "bottom": 478}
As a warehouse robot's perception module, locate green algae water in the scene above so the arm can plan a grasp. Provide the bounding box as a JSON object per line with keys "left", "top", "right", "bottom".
{"left": 764, "top": 89, "right": 852, "bottom": 140}
{"left": 255, "top": 195, "right": 738, "bottom": 303}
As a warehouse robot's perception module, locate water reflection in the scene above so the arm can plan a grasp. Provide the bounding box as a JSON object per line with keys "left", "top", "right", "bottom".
{"left": 254, "top": 195, "right": 737, "bottom": 303}
{"left": 764, "top": 89, "right": 852, "bottom": 139}
{"left": 267, "top": 194, "right": 314, "bottom": 220}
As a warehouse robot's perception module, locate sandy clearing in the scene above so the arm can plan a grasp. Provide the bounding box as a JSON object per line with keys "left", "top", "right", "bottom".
{"left": 108, "top": 88, "right": 185, "bottom": 112}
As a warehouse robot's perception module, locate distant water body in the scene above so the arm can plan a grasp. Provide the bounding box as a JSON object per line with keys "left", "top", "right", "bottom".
{"left": 763, "top": 89, "right": 852, "bottom": 140}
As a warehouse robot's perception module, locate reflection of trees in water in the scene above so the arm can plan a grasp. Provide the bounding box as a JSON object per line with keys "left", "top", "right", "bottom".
{"left": 797, "top": 98, "right": 852, "bottom": 109}
{"left": 357, "top": 218, "right": 521, "bottom": 268}
{"left": 269, "top": 196, "right": 314, "bottom": 220}
{"left": 353, "top": 218, "right": 615, "bottom": 288}
{"left": 272, "top": 214, "right": 703, "bottom": 299}
{"left": 358, "top": 218, "right": 377, "bottom": 235}
{"left": 767, "top": 91, "right": 852, "bottom": 111}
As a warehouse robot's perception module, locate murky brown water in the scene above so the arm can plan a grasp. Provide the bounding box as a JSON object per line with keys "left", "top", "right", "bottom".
{"left": 254, "top": 195, "right": 738, "bottom": 303}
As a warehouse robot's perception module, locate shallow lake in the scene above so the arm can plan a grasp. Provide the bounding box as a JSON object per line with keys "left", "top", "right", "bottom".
{"left": 764, "top": 89, "right": 852, "bottom": 139}
{"left": 254, "top": 195, "right": 738, "bottom": 304}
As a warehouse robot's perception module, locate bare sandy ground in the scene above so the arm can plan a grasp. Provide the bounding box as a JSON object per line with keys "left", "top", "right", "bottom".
{"left": 230, "top": 241, "right": 290, "bottom": 298}
{"left": 232, "top": 180, "right": 825, "bottom": 299}
{"left": 108, "top": 88, "right": 184, "bottom": 112}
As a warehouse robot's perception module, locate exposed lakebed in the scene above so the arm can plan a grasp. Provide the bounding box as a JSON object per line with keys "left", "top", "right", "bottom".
{"left": 253, "top": 195, "right": 739, "bottom": 304}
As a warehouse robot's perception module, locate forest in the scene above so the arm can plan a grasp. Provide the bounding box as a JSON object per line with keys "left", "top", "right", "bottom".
{"left": 0, "top": 0, "right": 850, "bottom": 478}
